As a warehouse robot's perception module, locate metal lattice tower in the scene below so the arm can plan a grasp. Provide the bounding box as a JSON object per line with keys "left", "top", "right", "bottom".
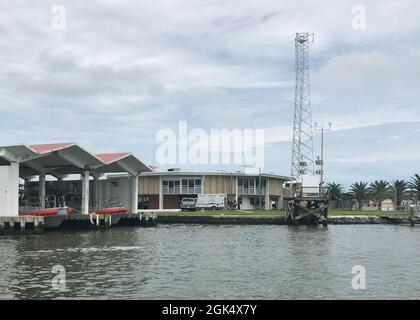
{"left": 291, "top": 33, "right": 315, "bottom": 179}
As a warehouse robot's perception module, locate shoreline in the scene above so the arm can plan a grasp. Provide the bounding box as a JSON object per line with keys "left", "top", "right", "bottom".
{"left": 157, "top": 214, "right": 405, "bottom": 225}
{"left": 0, "top": 212, "right": 415, "bottom": 236}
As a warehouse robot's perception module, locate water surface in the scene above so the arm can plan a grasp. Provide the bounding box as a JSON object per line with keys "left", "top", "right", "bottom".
{"left": 0, "top": 224, "right": 419, "bottom": 299}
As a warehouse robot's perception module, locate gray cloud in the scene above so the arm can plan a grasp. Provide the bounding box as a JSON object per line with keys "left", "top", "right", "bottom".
{"left": 0, "top": 0, "right": 419, "bottom": 185}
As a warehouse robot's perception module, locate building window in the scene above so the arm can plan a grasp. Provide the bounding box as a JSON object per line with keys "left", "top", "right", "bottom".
{"left": 249, "top": 197, "right": 255, "bottom": 205}
{"left": 163, "top": 179, "right": 182, "bottom": 194}
{"left": 247, "top": 179, "right": 255, "bottom": 195}
{"left": 195, "top": 179, "right": 202, "bottom": 194}
{"left": 162, "top": 180, "right": 169, "bottom": 194}
{"left": 181, "top": 178, "right": 201, "bottom": 194}
{"left": 238, "top": 177, "right": 256, "bottom": 195}
{"left": 256, "top": 179, "right": 267, "bottom": 194}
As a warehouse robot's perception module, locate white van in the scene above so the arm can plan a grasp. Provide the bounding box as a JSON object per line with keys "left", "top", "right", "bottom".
{"left": 196, "top": 194, "right": 226, "bottom": 210}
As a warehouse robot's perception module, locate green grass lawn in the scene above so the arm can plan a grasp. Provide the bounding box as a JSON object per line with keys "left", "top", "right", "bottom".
{"left": 157, "top": 209, "right": 284, "bottom": 217}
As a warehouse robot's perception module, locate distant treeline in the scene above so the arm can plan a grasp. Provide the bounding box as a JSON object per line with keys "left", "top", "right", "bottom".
{"left": 326, "top": 174, "right": 420, "bottom": 210}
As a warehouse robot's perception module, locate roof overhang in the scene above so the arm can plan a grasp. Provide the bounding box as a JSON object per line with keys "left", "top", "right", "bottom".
{"left": 0, "top": 145, "right": 39, "bottom": 163}
{"left": 1, "top": 143, "right": 151, "bottom": 179}
{"left": 94, "top": 153, "right": 151, "bottom": 176}
{"left": 19, "top": 144, "right": 104, "bottom": 179}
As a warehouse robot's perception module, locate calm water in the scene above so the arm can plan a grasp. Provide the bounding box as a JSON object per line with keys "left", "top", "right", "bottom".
{"left": 0, "top": 224, "right": 419, "bottom": 299}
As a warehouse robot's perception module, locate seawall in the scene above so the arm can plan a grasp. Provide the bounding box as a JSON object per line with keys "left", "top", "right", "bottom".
{"left": 157, "top": 215, "right": 394, "bottom": 225}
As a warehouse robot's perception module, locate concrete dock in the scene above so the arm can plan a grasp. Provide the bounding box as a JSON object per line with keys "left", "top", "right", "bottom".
{"left": 0, "top": 211, "right": 158, "bottom": 235}
{"left": 1, "top": 211, "right": 417, "bottom": 235}
{"left": 0, "top": 215, "right": 45, "bottom": 234}
{"left": 60, "top": 212, "right": 158, "bottom": 229}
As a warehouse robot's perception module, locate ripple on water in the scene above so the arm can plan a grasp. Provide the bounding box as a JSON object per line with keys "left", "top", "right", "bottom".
{"left": 0, "top": 225, "right": 419, "bottom": 299}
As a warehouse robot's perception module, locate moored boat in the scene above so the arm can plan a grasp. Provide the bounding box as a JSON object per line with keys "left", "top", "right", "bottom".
{"left": 94, "top": 207, "right": 128, "bottom": 215}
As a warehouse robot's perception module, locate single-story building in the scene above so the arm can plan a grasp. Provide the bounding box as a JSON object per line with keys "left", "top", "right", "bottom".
{"left": 137, "top": 170, "right": 289, "bottom": 210}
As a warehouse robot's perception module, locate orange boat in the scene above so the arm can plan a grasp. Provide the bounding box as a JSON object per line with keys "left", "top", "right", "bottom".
{"left": 94, "top": 207, "right": 128, "bottom": 215}
{"left": 20, "top": 207, "right": 72, "bottom": 217}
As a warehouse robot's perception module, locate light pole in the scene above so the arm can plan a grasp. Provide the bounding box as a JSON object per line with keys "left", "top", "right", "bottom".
{"left": 314, "top": 122, "right": 331, "bottom": 197}
{"left": 394, "top": 188, "right": 397, "bottom": 216}
{"left": 258, "top": 166, "right": 262, "bottom": 210}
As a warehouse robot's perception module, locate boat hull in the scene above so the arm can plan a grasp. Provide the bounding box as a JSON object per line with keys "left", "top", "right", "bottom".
{"left": 43, "top": 215, "right": 67, "bottom": 229}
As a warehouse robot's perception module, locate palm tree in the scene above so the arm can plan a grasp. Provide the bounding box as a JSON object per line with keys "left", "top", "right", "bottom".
{"left": 408, "top": 174, "right": 420, "bottom": 203}
{"left": 326, "top": 182, "right": 343, "bottom": 208}
{"left": 390, "top": 180, "right": 408, "bottom": 208}
{"left": 369, "top": 180, "right": 390, "bottom": 211}
{"left": 350, "top": 182, "right": 369, "bottom": 210}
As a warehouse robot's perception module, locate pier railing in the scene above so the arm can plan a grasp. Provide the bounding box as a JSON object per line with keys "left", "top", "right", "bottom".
{"left": 20, "top": 195, "right": 66, "bottom": 211}
{"left": 90, "top": 198, "right": 123, "bottom": 210}
{"left": 283, "top": 186, "right": 329, "bottom": 199}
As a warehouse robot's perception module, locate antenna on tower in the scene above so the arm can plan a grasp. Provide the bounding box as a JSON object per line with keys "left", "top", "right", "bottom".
{"left": 283, "top": 33, "right": 329, "bottom": 226}
{"left": 291, "top": 32, "right": 315, "bottom": 179}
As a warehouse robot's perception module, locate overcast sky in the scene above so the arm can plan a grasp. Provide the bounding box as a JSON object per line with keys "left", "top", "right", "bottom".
{"left": 0, "top": 1, "right": 419, "bottom": 187}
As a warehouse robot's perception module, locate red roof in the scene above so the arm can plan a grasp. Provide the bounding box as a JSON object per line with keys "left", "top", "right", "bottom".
{"left": 29, "top": 143, "right": 74, "bottom": 154}
{"left": 95, "top": 153, "right": 130, "bottom": 164}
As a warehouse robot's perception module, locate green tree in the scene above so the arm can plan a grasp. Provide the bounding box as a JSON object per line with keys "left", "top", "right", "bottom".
{"left": 350, "top": 182, "right": 369, "bottom": 210}
{"left": 390, "top": 179, "right": 408, "bottom": 208}
{"left": 408, "top": 174, "right": 420, "bottom": 203}
{"left": 326, "top": 182, "right": 344, "bottom": 208}
{"left": 369, "top": 180, "right": 390, "bottom": 211}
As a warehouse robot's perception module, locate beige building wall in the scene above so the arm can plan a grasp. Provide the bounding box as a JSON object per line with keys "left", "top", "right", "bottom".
{"left": 203, "top": 175, "right": 235, "bottom": 195}
{"left": 268, "top": 178, "right": 283, "bottom": 196}
{"left": 138, "top": 176, "right": 160, "bottom": 195}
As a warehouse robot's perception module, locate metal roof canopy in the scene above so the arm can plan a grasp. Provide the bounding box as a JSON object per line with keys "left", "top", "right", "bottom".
{"left": 0, "top": 144, "right": 39, "bottom": 162}
{"left": 94, "top": 153, "right": 151, "bottom": 176}
{"left": 20, "top": 143, "right": 104, "bottom": 179}
{"left": 0, "top": 143, "right": 151, "bottom": 179}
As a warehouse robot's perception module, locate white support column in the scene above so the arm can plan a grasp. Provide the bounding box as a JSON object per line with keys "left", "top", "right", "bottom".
{"left": 10, "top": 162, "right": 20, "bottom": 216}
{"left": 235, "top": 176, "right": 238, "bottom": 204}
{"left": 39, "top": 172, "right": 46, "bottom": 209}
{"left": 81, "top": 170, "right": 90, "bottom": 214}
{"left": 159, "top": 176, "right": 163, "bottom": 210}
{"left": 265, "top": 179, "right": 270, "bottom": 211}
{"left": 56, "top": 177, "right": 63, "bottom": 207}
{"left": 93, "top": 175, "right": 101, "bottom": 210}
{"left": 0, "top": 162, "right": 20, "bottom": 216}
{"left": 129, "top": 175, "right": 139, "bottom": 213}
